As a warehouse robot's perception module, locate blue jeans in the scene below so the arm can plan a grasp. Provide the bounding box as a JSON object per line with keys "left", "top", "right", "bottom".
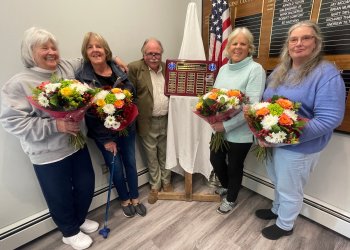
{"left": 267, "top": 147, "right": 320, "bottom": 230}
{"left": 95, "top": 127, "right": 139, "bottom": 201}
{"left": 33, "top": 146, "right": 95, "bottom": 237}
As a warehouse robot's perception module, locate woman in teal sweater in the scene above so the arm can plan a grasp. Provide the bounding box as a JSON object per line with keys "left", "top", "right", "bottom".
{"left": 210, "top": 27, "right": 266, "bottom": 214}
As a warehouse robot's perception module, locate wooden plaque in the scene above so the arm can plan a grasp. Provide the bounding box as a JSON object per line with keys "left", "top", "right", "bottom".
{"left": 165, "top": 59, "right": 219, "bottom": 96}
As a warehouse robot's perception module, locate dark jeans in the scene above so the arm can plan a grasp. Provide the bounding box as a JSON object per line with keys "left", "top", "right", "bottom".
{"left": 210, "top": 140, "right": 252, "bottom": 203}
{"left": 33, "top": 146, "right": 95, "bottom": 237}
{"left": 95, "top": 127, "right": 139, "bottom": 201}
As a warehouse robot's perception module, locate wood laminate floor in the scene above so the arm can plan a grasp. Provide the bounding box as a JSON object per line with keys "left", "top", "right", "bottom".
{"left": 18, "top": 174, "right": 350, "bottom": 250}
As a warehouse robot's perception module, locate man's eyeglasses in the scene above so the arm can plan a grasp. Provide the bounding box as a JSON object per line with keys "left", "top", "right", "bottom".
{"left": 144, "top": 52, "right": 161, "bottom": 58}
{"left": 288, "top": 35, "right": 315, "bottom": 45}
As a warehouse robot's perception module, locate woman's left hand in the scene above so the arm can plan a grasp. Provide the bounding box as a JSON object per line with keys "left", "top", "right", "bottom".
{"left": 210, "top": 122, "right": 225, "bottom": 132}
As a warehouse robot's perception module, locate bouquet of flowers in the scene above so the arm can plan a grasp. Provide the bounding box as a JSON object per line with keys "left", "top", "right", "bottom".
{"left": 91, "top": 87, "right": 138, "bottom": 135}
{"left": 27, "top": 76, "right": 97, "bottom": 149}
{"left": 194, "top": 88, "right": 247, "bottom": 152}
{"left": 244, "top": 95, "right": 307, "bottom": 162}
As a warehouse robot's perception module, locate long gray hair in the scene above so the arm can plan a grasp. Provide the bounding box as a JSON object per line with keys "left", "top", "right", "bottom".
{"left": 269, "top": 20, "right": 323, "bottom": 88}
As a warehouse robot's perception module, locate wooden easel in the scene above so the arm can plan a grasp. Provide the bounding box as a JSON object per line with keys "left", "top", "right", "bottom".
{"left": 157, "top": 171, "right": 220, "bottom": 202}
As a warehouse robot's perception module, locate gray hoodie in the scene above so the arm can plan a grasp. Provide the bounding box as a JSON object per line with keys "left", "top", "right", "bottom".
{"left": 0, "top": 59, "right": 87, "bottom": 164}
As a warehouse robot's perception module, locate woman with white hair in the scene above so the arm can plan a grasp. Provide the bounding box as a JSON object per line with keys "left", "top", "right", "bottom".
{"left": 0, "top": 27, "right": 97, "bottom": 250}
{"left": 255, "top": 21, "right": 345, "bottom": 240}
{"left": 210, "top": 27, "right": 266, "bottom": 214}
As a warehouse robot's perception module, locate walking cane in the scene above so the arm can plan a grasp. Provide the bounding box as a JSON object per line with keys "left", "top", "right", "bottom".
{"left": 99, "top": 153, "right": 116, "bottom": 238}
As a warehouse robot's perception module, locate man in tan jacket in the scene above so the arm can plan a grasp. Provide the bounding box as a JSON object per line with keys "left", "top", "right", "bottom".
{"left": 128, "top": 38, "right": 172, "bottom": 204}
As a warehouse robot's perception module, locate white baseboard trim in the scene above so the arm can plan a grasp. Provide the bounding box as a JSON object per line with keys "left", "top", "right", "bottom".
{"left": 0, "top": 170, "right": 149, "bottom": 250}
{"left": 242, "top": 171, "right": 350, "bottom": 239}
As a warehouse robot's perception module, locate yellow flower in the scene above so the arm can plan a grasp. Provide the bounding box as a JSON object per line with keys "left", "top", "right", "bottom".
{"left": 111, "top": 88, "right": 122, "bottom": 94}
{"left": 196, "top": 102, "right": 203, "bottom": 110}
{"left": 60, "top": 87, "right": 73, "bottom": 96}
{"left": 123, "top": 89, "right": 131, "bottom": 98}
{"left": 96, "top": 99, "right": 106, "bottom": 107}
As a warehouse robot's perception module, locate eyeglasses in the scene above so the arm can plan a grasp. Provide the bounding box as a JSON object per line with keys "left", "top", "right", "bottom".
{"left": 288, "top": 35, "right": 315, "bottom": 45}
{"left": 144, "top": 52, "right": 161, "bottom": 58}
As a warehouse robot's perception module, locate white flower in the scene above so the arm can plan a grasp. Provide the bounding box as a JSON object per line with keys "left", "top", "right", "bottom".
{"left": 283, "top": 109, "right": 298, "bottom": 121}
{"left": 104, "top": 116, "right": 116, "bottom": 128}
{"left": 102, "top": 104, "right": 116, "bottom": 115}
{"left": 265, "top": 131, "right": 287, "bottom": 144}
{"left": 94, "top": 90, "right": 109, "bottom": 101}
{"left": 44, "top": 83, "right": 61, "bottom": 93}
{"left": 114, "top": 92, "right": 126, "bottom": 100}
{"left": 251, "top": 102, "right": 270, "bottom": 111}
{"left": 230, "top": 96, "right": 240, "bottom": 106}
{"left": 70, "top": 83, "right": 90, "bottom": 95}
{"left": 261, "top": 114, "right": 279, "bottom": 130}
{"left": 38, "top": 93, "right": 50, "bottom": 107}
{"left": 218, "top": 94, "right": 229, "bottom": 103}
{"left": 111, "top": 121, "right": 121, "bottom": 130}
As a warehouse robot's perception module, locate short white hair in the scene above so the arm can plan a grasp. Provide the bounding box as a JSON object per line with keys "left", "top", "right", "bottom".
{"left": 21, "top": 27, "right": 58, "bottom": 68}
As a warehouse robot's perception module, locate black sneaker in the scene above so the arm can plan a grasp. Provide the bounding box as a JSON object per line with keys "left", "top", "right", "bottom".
{"left": 262, "top": 224, "right": 293, "bottom": 240}
{"left": 121, "top": 204, "right": 136, "bottom": 218}
{"left": 255, "top": 209, "right": 278, "bottom": 220}
{"left": 134, "top": 203, "right": 147, "bottom": 216}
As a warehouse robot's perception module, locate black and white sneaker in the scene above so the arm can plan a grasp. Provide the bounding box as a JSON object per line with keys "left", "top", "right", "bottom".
{"left": 216, "top": 198, "right": 236, "bottom": 214}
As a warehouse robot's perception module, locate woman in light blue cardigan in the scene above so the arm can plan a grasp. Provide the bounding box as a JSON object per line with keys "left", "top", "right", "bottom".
{"left": 210, "top": 27, "right": 266, "bottom": 214}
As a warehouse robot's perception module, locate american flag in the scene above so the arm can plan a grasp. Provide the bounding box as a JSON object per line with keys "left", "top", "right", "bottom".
{"left": 209, "top": 0, "right": 232, "bottom": 68}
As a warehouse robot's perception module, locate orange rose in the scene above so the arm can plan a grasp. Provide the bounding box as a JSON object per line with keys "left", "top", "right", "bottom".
{"left": 256, "top": 107, "right": 270, "bottom": 116}
{"left": 227, "top": 90, "right": 241, "bottom": 97}
{"left": 211, "top": 88, "right": 219, "bottom": 93}
{"left": 279, "top": 113, "right": 293, "bottom": 126}
{"left": 276, "top": 98, "right": 293, "bottom": 109}
{"left": 114, "top": 99, "right": 124, "bottom": 108}
{"left": 208, "top": 92, "right": 218, "bottom": 100}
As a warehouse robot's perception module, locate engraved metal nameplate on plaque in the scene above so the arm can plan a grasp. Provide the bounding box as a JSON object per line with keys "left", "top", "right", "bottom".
{"left": 165, "top": 59, "right": 219, "bottom": 96}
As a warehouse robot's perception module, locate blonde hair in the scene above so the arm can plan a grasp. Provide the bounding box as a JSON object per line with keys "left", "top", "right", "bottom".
{"left": 224, "top": 27, "right": 255, "bottom": 58}
{"left": 81, "top": 32, "right": 112, "bottom": 62}
{"left": 269, "top": 20, "right": 323, "bottom": 88}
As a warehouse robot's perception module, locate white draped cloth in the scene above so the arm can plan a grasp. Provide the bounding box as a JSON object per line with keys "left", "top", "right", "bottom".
{"left": 165, "top": 3, "right": 213, "bottom": 180}
{"left": 165, "top": 96, "right": 213, "bottom": 180}
{"left": 178, "top": 2, "right": 206, "bottom": 60}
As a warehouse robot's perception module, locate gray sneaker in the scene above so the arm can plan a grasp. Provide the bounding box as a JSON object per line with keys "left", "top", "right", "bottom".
{"left": 121, "top": 204, "right": 136, "bottom": 218}
{"left": 215, "top": 187, "right": 228, "bottom": 196}
{"left": 216, "top": 198, "right": 236, "bottom": 214}
{"left": 134, "top": 203, "right": 147, "bottom": 217}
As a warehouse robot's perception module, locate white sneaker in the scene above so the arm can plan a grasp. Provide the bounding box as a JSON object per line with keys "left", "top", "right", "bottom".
{"left": 80, "top": 219, "right": 99, "bottom": 234}
{"left": 62, "top": 231, "right": 92, "bottom": 250}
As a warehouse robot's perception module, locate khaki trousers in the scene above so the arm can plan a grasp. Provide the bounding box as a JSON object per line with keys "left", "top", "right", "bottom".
{"left": 139, "top": 115, "right": 171, "bottom": 190}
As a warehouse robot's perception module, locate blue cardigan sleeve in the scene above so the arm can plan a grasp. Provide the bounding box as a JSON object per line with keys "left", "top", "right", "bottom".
{"left": 299, "top": 72, "right": 346, "bottom": 143}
